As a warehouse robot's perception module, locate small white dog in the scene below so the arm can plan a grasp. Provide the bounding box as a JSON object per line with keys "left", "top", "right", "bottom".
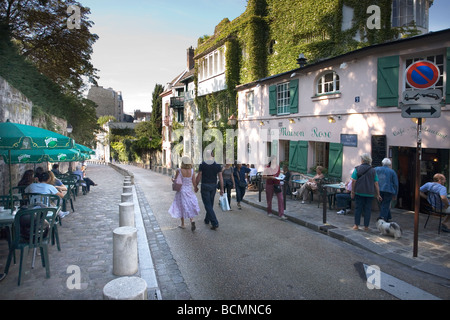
{"left": 376, "top": 218, "right": 402, "bottom": 239}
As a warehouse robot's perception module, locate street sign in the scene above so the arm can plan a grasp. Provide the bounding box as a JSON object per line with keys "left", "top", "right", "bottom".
{"left": 401, "top": 104, "right": 441, "bottom": 118}
{"left": 401, "top": 89, "right": 442, "bottom": 105}
{"left": 405, "top": 61, "right": 440, "bottom": 89}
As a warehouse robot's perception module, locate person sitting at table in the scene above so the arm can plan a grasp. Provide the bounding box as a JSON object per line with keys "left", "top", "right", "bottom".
{"left": 420, "top": 173, "right": 450, "bottom": 233}
{"left": 24, "top": 171, "right": 69, "bottom": 218}
{"left": 73, "top": 166, "right": 97, "bottom": 194}
{"left": 283, "top": 164, "right": 292, "bottom": 195}
{"left": 294, "top": 166, "right": 325, "bottom": 204}
{"left": 336, "top": 172, "right": 354, "bottom": 215}
{"left": 17, "top": 169, "right": 35, "bottom": 191}
{"left": 51, "top": 163, "right": 62, "bottom": 176}
{"left": 48, "top": 171, "right": 67, "bottom": 195}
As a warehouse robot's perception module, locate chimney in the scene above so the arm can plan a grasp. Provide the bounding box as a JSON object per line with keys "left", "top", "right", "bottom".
{"left": 187, "top": 46, "right": 195, "bottom": 70}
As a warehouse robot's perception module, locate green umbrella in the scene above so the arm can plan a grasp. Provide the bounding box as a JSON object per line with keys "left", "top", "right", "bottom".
{"left": 0, "top": 148, "right": 83, "bottom": 164}
{"left": 75, "top": 143, "right": 95, "bottom": 155}
{"left": 0, "top": 120, "right": 74, "bottom": 209}
{"left": 0, "top": 120, "right": 74, "bottom": 150}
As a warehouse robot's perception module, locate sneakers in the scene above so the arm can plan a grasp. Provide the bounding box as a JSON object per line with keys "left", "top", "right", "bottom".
{"left": 59, "top": 211, "right": 70, "bottom": 218}
{"left": 292, "top": 191, "right": 298, "bottom": 196}
{"left": 337, "top": 209, "right": 346, "bottom": 215}
{"left": 279, "top": 215, "right": 288, "bottom": 221}
{"left": 237, "top": 203, "right": 242, "bottom": 210}
{"left": 301, "top": 200, "right": 305, "bottom": 204}
{"left": 267, "top": 213, "right": 274, "bottom": 217}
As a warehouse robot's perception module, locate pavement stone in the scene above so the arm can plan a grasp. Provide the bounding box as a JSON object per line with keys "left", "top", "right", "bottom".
{"left": 0, "top": 163, "right": 448, "bottom": 300}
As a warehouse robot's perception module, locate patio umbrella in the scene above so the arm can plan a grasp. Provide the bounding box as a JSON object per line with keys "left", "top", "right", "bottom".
{"left": 0, "top": 120, "right": 75, "bottom": 209}
{"left": 0, "top": 148, "right": 83, "bottom": 164}
{"left": 75, "top": 143, "right": 95, "bottom": 158}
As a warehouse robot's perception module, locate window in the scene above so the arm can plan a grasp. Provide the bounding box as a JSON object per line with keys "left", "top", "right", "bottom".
{"left": 198, "top": 48, "right": 226, "bottom": 82}
{"left": 405, "top": 54, "right": 444, "bottom": 92}
{"left": 317, "top": 72, "right": 340, "bottom": 95}
{"left": 246, "top": 91, "right": 255, "bottom": 116}
{"left": 314, "top": 142, "right": 329, "bottom": 170}
{"left": 277, "top": 82, "right": 290, "bottom": 114}
{"left": 392, "top": 0, "right": 428, "bottom": 30}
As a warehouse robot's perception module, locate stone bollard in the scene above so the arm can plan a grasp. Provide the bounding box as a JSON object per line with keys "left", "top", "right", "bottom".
{"left": 119, "top": 202, "right": 135, "bottom": 227}
{"left": 121, "top": 193, "right": 133, "bottom": 203}
{"left": 124, "top": 181, "right": 132, "bottom": 186}
{"left": 123, "top": 186, "right": 132, "bottom": 194}
{"left": 103, "top": 276, "right": 147, "bottom": 300}
{"left": 113, "top": 226, "right": 138, "bottom": 276}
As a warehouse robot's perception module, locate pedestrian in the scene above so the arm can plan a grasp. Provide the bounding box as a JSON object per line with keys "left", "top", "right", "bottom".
{"left": 419, "top": 173, "right": 450, "bottom": 232}
{"left": 234, "top": 162, "right": 251, "bottom": 210}
{"left": 351, "top": 153, "right": 382, "bottom": 231}
{"left": 168, "top": 156, "right": 200, "bottom": 231}
{"left": 263, "top": 156, "right": 287, "bottom": 220}
{"left": 221, "top": 163, "right": 235, "bottom": 210}
{"left": 283, "top": 164, "right": 292, "bottom": 195}
{"left": 195, "top": 150, "right": 224, "bottom": 230}
{"left": 375, "top": 158, "right": 399, "bottom": 221}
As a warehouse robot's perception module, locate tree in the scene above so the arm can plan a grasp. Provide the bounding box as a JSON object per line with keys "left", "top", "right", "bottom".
{"left": 0, "top": 0, "right": 98, "bottom": 94}
{"left": 150, "top": 84, "right": 164, "bottom": 135}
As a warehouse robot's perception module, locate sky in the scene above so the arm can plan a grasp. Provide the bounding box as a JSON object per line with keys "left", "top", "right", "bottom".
{"left": 81, "top": 0, "right": 450, "bottom": 115}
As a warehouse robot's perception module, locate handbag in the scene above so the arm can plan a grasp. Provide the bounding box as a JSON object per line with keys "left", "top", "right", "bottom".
{"left": 172, "top": 169, "right": 182, "bottom": 192}
{"left": 273, "top": 185, "right": 282, "bottom": 193}
{"left": 219, "top": 193, "right": 231, "bottom": 211}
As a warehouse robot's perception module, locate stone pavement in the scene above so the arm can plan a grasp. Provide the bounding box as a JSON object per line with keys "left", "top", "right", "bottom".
{"left": 0, "top": 163, "right": 448, "bottom": 300}
{"left": 242, "top": 188, "right": 450, "bottom": 280}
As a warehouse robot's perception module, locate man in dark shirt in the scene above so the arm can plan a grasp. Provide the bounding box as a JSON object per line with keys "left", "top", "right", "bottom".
{"left": 196, "top": 151, "right": 224, "bottom": 230}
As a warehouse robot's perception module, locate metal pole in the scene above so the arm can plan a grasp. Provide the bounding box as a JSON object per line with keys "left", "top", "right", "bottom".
{"left": 413, "top": 118, "right": 422, "bottom": 257}
{"left": 323, "top": 187, "right": 327, "bottom": 224}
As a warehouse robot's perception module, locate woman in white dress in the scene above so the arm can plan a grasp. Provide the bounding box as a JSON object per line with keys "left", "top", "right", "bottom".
{"left": 168, "top": 156, "right": 200, "bottom": 231}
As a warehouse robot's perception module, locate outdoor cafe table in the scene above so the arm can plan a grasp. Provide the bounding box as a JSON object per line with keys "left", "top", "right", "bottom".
{"left": 323, "top": 183, "right": 346, "bottom": 209}
{"left": 0, "top": 209, "right": 14, "bottom": 228}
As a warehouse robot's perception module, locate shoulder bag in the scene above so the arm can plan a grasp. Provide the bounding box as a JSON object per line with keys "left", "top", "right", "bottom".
{"left": 172, "top": 169, "right": 182, "bottom": 192}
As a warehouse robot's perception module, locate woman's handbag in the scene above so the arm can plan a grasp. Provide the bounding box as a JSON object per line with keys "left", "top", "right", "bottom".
{"left": 172, "top": 170, "right": 182, "bottom": 192}
{"left": 273, "top": 184, "right": 282, "bottom": 194}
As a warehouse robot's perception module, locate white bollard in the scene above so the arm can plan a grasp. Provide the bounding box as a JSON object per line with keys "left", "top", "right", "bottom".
{"left": 119, "top": 202, "right": 135, "bottom": 227}
{"left": 124, "top": 181, "right": 132, "bottom": 186}
{"left": 103, "top": 277, "right": 147, "bottom": 300}
{"left": 121, "top": 193, "right": 133, "bottom": 203}
{"left": 113, "top": 226, "right": 138, "bottom": 276}
{"left": 123, "top": 186, "right": 132, "bottom": 194}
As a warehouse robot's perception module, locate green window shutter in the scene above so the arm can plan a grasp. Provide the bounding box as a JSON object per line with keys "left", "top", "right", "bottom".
{"left": 377, "top": 55, "right": 399, "bottom": 107}
{"left": 296, "top": 140, "right": 308, "bottom": 173}
{"left": 328, "top": 143, "right": 343, "bottom": 178}
{"left": 289, "top": 141, "right": 298, "bottom": 171}
{"left": 269, "top": 85, "right": 277, "bottom": 115}
{"left": 446, "top": 48, "right": 450, "bottom": 105}
{"left": 289, "top": 79, "right": 299, "bottom": 114}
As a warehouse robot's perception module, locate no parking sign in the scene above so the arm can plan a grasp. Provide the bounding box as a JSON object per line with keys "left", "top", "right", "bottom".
{"left": 405, "top": 61, "right": 440, "bottom": 89}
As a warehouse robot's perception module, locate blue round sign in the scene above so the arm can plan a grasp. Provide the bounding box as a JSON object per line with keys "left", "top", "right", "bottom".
{"left": 405, "top": 61, "right": 440, "bottom": 89}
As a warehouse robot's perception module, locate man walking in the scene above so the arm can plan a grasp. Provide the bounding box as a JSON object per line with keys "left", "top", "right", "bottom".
{"left": 196, "top": 151, "right": 224, "bottom": 230}
{"left": 375, "top": 158, "right": 399, "bottom": 221}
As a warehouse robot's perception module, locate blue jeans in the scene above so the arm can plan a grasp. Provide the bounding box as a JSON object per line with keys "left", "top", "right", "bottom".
{"left": 379, "top": 191, "right": 393, "bottom": 221}
{"left": 354, "top": 195, "right": 374, "bottom": 228}
{"left": 201, "top": 183, "right": 219, "bottom": 227}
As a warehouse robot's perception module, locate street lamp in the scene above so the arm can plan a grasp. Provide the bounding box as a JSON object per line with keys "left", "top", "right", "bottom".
{"left": 297, "top": 53, "right": 308, "bottom": 68}
{"left": 228, "top": 114, "right": 237, "bottom": 126}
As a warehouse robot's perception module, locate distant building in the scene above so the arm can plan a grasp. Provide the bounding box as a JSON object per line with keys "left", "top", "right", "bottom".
{"left": 87, "top": 85, "right": 125, "bottom": 122}
{"left": 133, "top": 109, "right": 152, "bottom": 122}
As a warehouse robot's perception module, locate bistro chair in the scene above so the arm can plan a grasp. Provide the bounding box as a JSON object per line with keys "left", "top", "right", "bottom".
{"left": 0, "top": 195, "right": 20, "bottom": 209}
{"left": 423, "top": 192, "right": 449, "bottom": 234}
{"left": 22, "top": 193, "right": 62, "bottom": 251}
{"left": 60, "top": 176, "right": 76, "bottom": 212}
{"left": 4, "top": 207, "right": 59, "bottom": 285}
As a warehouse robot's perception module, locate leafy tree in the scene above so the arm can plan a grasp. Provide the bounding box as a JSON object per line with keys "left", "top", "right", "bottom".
{"left": 150, "top": 83, "right": 164, "bottom": 135}
{"left": 0, "top": 0, "right": 98, "bottom": 94}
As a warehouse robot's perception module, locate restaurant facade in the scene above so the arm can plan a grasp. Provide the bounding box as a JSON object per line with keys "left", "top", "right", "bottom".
{"left": 235, "top": 29, "right": 450, "bottom": 211}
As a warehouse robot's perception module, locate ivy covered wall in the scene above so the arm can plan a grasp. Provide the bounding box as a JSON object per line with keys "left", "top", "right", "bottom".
{"left": 193, "top": 0, "right": 419, "bottom": 130}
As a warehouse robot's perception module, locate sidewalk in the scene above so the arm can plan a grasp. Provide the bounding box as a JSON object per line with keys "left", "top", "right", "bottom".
{"left": 242, "top": 189, "right": 450, "bottom": 280}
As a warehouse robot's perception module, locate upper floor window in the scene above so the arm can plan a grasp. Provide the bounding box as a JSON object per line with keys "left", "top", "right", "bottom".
{"left": 317, "top": 71, "right": 340, "bottom": 95}
{"left": 277, "top": 82, "right": 290, "bottom": 115}
{"left": 392, "top": 0, "right": 429, "bottom": 30}
{"left": 198, "top": 47, "right": 225, "bottom": 82}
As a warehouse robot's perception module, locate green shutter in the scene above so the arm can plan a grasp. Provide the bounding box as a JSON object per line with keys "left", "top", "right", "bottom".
{"left": 328, "top": 143, "right": 343, "bottom": 178}
{"left": 446, "top": 48, "right": 450, "bottom": 105}
{"left": 289, "top": 141, "right": 298, "bottom": 171}
{"left": 377, "top": 55, "right": 399, "bottom": 107}
{"left": 297, "top": 141, "right": 308, "bottom": 173}
{"left": 289, "top": 79, "right": 299, "bottom": 114}
{"left": 269, "top": 85, "right": 277, "bottom": 115}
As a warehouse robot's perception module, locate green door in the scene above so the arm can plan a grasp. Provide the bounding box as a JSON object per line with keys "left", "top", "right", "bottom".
{"left": 328, "top": 143, "right": 343, "bottom": 179}
{"left": 289, "top": 140, "right": 308, "bottom": 173}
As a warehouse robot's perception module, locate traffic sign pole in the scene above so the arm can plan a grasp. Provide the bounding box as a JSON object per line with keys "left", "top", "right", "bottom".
{"left": 413, "top": 118, "right": 422, "bottom": 258}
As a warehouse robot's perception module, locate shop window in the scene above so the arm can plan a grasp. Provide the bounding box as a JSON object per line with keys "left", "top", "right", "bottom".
{"left": 317, "top": 71, "right": 340, "bottom": 95}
